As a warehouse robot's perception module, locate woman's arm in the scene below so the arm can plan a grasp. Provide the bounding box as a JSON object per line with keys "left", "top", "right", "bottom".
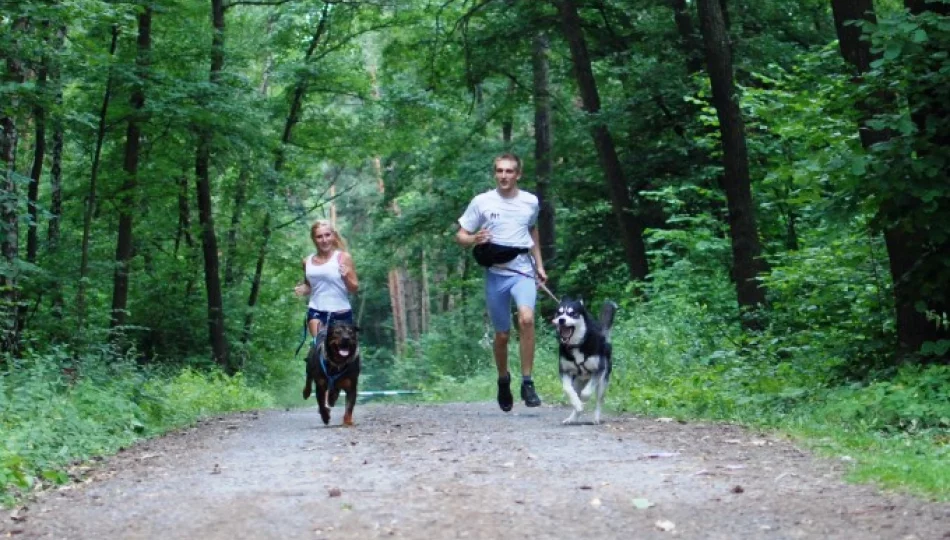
{"left": 295, "top": 257, "right": 311, "bottom": 297}
{"left": 339, "top": 252, "right": 360, "bottom": 293}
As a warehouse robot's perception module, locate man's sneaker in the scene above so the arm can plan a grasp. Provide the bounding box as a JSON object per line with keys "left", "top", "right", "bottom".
{"left": 521, "top": 380, "right": 542, "bottom": 407}
{"left": 497, "top": 373, "right": 513, "bottom": 412}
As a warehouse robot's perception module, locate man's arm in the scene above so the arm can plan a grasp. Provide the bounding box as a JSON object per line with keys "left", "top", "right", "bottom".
{"left": 456, "top": 225, "right": 491, "bottom": 247}
{"left": 529, "top": 227, "right": 547, "bottom": 283}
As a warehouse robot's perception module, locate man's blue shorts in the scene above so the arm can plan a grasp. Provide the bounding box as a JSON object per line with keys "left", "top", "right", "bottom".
{"left": 485, "top": 271, "right": 536, "bottom": 333}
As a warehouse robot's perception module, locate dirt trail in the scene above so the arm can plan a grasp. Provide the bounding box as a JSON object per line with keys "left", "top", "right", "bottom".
{"left": 3, "top": 403, "right": 948, "bottom": 539}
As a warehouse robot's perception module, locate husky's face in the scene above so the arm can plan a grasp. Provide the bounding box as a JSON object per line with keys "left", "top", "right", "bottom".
{"left": 552, "top": 299, "right": 588, "bottom": 345}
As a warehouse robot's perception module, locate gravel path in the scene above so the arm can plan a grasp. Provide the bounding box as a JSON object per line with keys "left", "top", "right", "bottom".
{"left": 3, "top": 402, "right": 948, "bottom": 539}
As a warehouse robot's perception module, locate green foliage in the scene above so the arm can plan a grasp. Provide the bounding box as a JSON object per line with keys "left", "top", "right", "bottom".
{"left": 0, "top": 351, "right": 271, "bottom": 505}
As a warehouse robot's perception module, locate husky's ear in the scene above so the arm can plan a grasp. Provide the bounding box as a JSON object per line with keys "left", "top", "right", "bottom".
{"left": 578, "top": 297, "right": 585, "bottom": 306}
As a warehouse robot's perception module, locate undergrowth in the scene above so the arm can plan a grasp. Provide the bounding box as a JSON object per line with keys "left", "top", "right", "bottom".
{"left": 0, "top": 348, "right": 272, "bottom": 506}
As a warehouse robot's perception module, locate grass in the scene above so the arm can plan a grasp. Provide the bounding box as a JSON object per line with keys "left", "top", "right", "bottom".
{"left": 0, "top": 354, "right": 272, "bottom": 507}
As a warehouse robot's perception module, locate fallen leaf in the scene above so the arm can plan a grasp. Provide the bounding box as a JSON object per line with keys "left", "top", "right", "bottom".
{"left": 730, "top": 485, "right": 744, "bottom": 494}
{"left": 643, "top": 452, "right": 680, "bottom": 459}
{"left": 655, "top": 520, "right": 676, "bottom": 532}
{"left": 328, "top": 487, "right": 342, "bottom": 497}
{"left": 655, "top": 417, "right": 674, "bottom": 423}
{"left": 632, "top": 498, "right": 655, "bottom": 510}
{"left": 579, "top": 485, "right": 593, "bottom": 490}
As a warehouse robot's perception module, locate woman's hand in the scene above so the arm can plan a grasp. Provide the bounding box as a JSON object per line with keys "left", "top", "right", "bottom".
{"left": 294, "top": 281, "right": 311, "bottom": 297}
{"left": 339, "top": 252, "right": 359, "bottom": 293}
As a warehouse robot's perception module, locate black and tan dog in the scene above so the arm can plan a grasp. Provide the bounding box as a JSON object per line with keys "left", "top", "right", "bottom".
{"left": 302, "top": 322, "right": 361, "bottom": 426}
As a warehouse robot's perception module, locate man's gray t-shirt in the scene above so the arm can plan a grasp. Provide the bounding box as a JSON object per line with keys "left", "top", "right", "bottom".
{"left": 458, "top": 189, "right": 539, "bottom": 276}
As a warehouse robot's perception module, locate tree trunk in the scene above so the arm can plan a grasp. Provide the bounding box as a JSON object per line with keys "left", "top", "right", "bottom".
{"left": 1, "top": 18, "right": 27, "bottom": 357}
{"left": 502, "top": 79, "right": 515, "bottom": 145}
{"left": 899, "top": 1, "right": 949, "bottom": 359}
{"left": 421, "top": 250, "right": 430, "bottom": 335}
{"left": 532, "top": 32, "right": 557, "bottom": 271}
{"left": 175, "top": 174, "right": 194, "bottom": 255}
{"left": 47, "top": 25, "right": 66, "bottom": 319}
{"left": 671, "top": 0, "right": 703, "bottom": 74}
{"left": 388, "top": 267, "right": 408, "bottom": 355}
{"left": 831, "top": 0, "right": 949, "bottom": 361}
{"left": 242, "top": 5, "right": 330, "bottom": 344}
{"left": 224, "top": 166, "right": 248, "bottom": 286}
{"left": 26, "top": 54, "right": 47, "bottom": 265}
{"left": 194, "top": 0, "right": 229, "bottom": 369}
{"left": 697, "top": 0, "right": 768, "bottom": 312}
{"left": 77, "top": 25, "right": 120, "bottom": 330}
{"left": 555, "top": 0, "right": 649, "bottom": 281}
{"left": 111, "top": 5, "right": 152, "bottom": 332}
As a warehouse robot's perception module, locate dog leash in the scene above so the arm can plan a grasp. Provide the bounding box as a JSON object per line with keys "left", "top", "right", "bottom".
{"left": 490, "top": 265, "right": 560, "bottom": 304}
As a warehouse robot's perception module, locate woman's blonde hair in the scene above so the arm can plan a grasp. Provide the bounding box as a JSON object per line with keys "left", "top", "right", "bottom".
{"left": 310, "top": 220, "right": 348, "bottom": 252}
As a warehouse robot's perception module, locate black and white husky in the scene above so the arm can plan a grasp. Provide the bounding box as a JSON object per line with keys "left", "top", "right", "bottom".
{"left": 552, "top": 298, "right": 618, "bottom": 425}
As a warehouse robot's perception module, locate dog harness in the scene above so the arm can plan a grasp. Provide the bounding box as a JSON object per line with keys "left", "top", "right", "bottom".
{"left": 320, "top": 355, "right": 355, "bottom": 393}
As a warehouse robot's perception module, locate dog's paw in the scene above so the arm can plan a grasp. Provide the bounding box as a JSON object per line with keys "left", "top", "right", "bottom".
{"left": 319, "top": 408, "right": 331, "bottom": 425}
{"left": 302, "top": 385, "right": 312, "bottom": 400}
{"left": 563, "top": 411, "right": 579, "bottom": 424}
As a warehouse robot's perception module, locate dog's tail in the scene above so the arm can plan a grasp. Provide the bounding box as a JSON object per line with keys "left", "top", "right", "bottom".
{"left": 600, "top": 300, "right": 619, "bottom": 341}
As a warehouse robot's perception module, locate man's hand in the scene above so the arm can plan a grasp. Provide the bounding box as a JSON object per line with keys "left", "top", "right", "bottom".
{"left": 457, "top": 227, "right": 491, "bottom": 247}
{"left": 472, "top": 229, "right": 492, "bottom": 245}
{"left": 536, "top": 267, "right": 548, "bottom": 284}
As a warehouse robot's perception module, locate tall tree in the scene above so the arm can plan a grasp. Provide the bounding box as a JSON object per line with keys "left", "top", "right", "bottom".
{"left": 1, "top": 17, "right": 28, "bottom": 356}
{"left": 26, "top": 22, "right": 50, "bottom": 265}
{"left": 832, "top": 0, "right": 950, "bottom": 360}
{"left": 77, "top": 25, "right": 120, "bottom": 330}
{"left": 111, "top": 4, "right": 152, "bottom": 332}
{"left": 532, "top": 32, "right": 556, "bottom": 269}
{"left": 47, "top": 24, "right": 66, "bottom": 318}
{"left": 242, "top": 4, "right": 330, "bottom": 344}
{"left": 194, "top": 0, "right": 229, "bottom": 368}
{"left": 555, "top": 0, "right": 649, "bottom": 281}
{"left": 696, "top": 0, "right": 768, "bottom": 312}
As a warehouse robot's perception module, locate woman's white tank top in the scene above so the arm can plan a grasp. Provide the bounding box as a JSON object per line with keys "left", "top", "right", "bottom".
{"left": 306, "top": 251, "right": 351, "bottom": 312}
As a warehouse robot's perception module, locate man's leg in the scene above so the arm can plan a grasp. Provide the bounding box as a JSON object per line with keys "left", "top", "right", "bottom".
{"left": 517, "top": 306, "right": 535, "bottom": 377}
{"left": 486, "top": 272, "right": 515, "bottom": 411}
{"left": 493, "top": 331, "right": 510, "bottom": 378}
{"left": 511, "top": 279, "right": 541, "bottom": 407}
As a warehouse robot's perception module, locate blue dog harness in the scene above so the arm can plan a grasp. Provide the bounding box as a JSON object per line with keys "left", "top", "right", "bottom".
{"left": 320, "top": 355, "right": 355, "bottom": 393}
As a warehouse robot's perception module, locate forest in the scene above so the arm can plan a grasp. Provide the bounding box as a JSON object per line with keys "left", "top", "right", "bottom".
{"left": 1, "top": 0, "right": 948, "bottom": 503}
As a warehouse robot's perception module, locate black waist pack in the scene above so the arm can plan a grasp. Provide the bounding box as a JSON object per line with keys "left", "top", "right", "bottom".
{"left": 472, "top": 243, "right": 529, "bottom": 267}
